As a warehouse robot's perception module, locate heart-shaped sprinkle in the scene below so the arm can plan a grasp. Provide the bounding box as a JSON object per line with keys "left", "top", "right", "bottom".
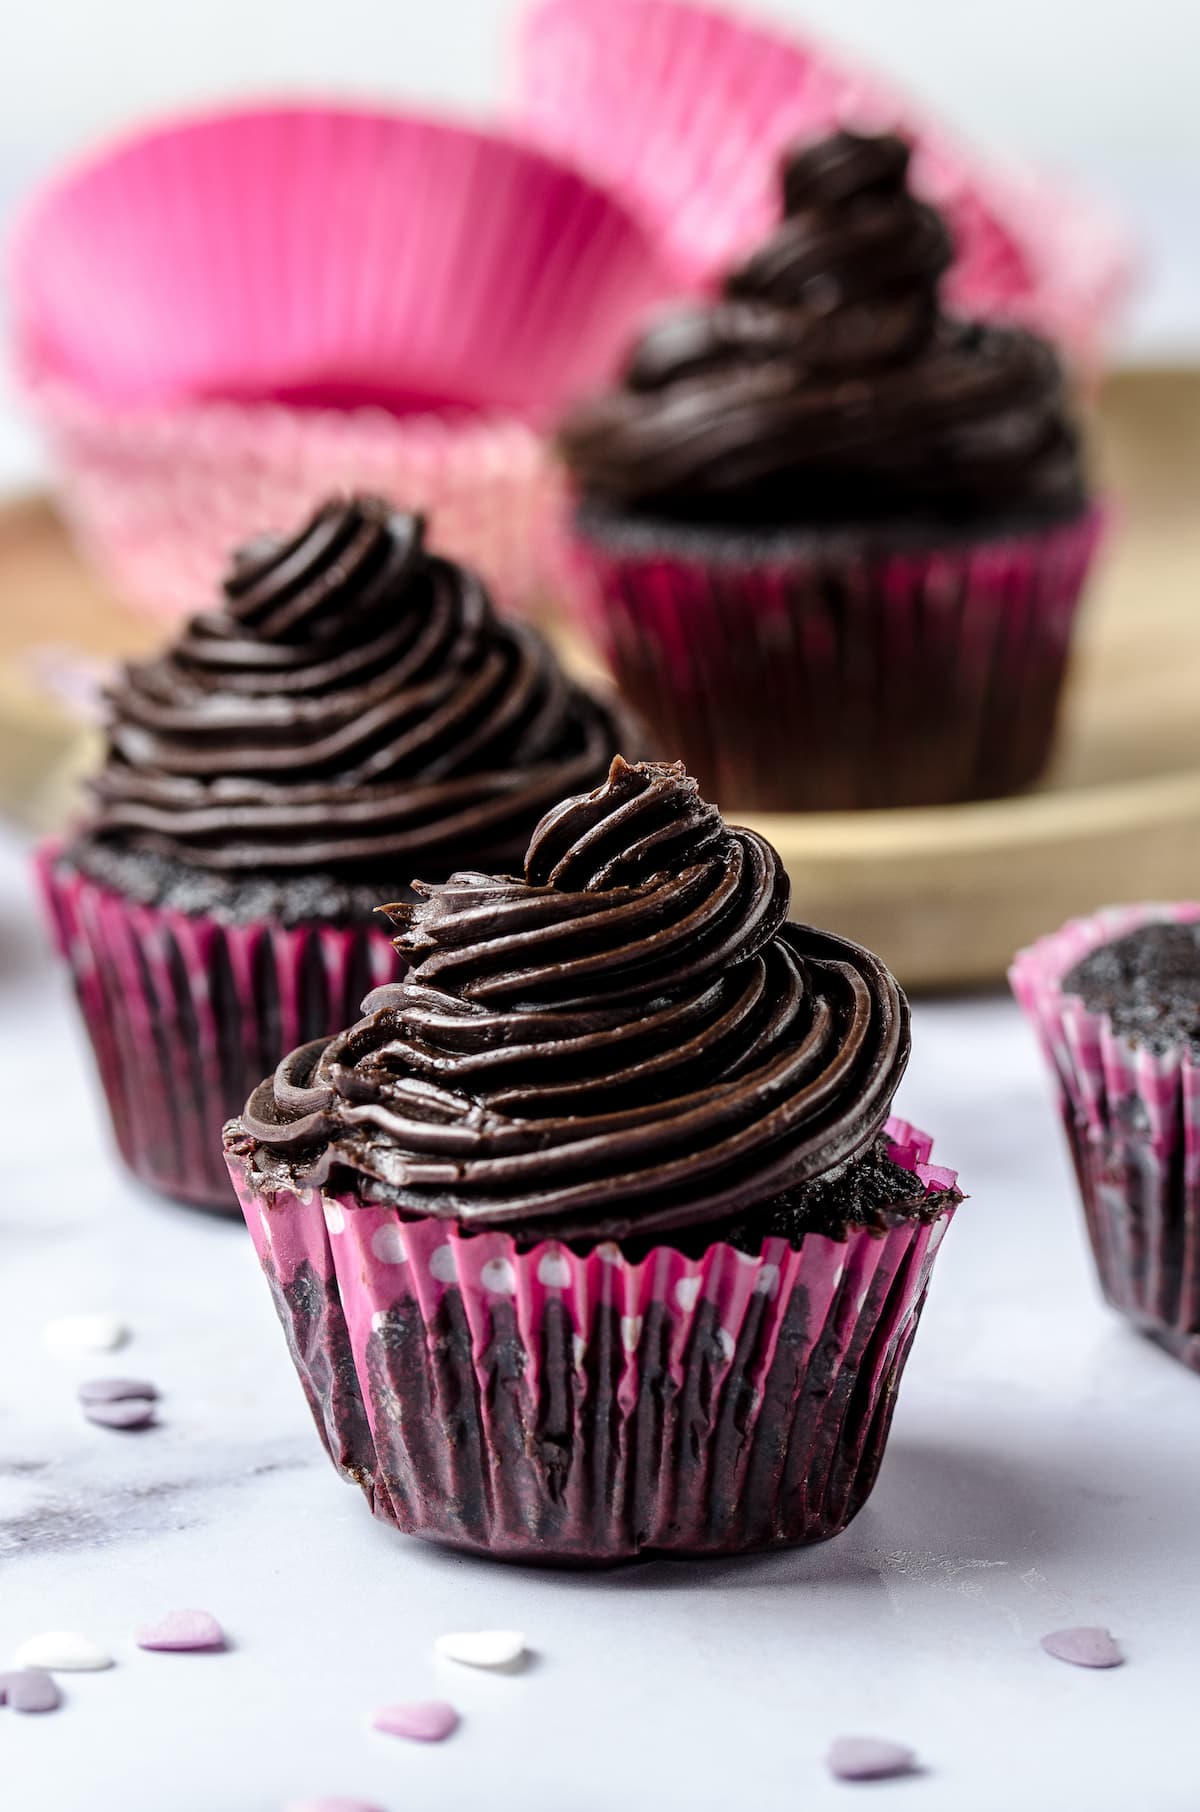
{"left": 372, "top": 1700, "right": 460, "bottom": 1742}
{"left": 135, "top": 1609, "right": 225, "bottom": 1652}
{"left": 83, "top": 1398, "right": 157, "bottom": 1431}
{"left": 13, "top": 1631, "right": 113, "bottom": 1672}
{"left": 827, "top": 1736, "right": 917, "bottom": 1781}
{"left": 284, "top": 1801, "right": 385, "bottom": 1812}
{"left": 1041, "top": 1626, "right": 1124, "bottom": 1668}
{"left": 434, "top": 1629, "right": 526, "bottom": 1670}
{"left": 284, "top": 1800, "right": 385, "bottom": 1812}
{"left": 77, "top": 1378, "right": 159, "bottom": 1405}
{"left": 43, "top": 1315, "right": 129, "bottom": 1355}
{"left": 0, "top": 1669, "right": 62, "bottom": 1713}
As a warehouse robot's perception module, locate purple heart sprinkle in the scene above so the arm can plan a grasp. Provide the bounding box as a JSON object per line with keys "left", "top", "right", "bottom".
{"left": 77, "top": 1378, "right": 160, "bottom": 1406}
{"left": 135, "top": 1609, "right": 224, "bottom": 1652}
{"left": 1041, "top": 1626, "right": 1124, "bottom": 1668}
{"left": 372, "top": 1700, "right": 460, "bottom": 1743}
{"left": 83, "top": 1398, "right": 157, "bottom": 1431}
{"left": 0, "top": 1669, "right": 62, "bottom": 1713}
{"left": 827, "top": 1736, "right": 917, "bottom": 1781}
{"left": 284, "top": 1802, "right": 385, "bottom": 1812}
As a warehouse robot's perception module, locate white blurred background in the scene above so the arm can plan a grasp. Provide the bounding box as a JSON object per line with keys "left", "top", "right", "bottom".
{"left": 0, "top": 0, "right": 1193, "bottom": 426}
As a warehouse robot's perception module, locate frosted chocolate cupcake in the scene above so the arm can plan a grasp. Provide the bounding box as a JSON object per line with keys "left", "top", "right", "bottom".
{"left": 1012, "top": 905, "right": 1200, "bottom": 1370}
{"left": 226, "top": 757, "right": 960, "bottom": 1562}
{"left": 39, "top": 494, "right": 624, "bottom": 1209}
{"left": 561, "top": 131, "right": 1102, "bottom": 811}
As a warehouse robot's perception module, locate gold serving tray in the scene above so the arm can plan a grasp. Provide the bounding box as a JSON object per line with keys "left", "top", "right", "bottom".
{"left": 2, "top": 370, "right": 1197, "bottom": 988}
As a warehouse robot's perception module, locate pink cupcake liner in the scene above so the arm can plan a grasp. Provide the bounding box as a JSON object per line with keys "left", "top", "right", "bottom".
{"left": 10, "top": 102, "right": 671, "bottom": 619}
{"left": 226, "top": 1119, "right": 958, "bottom": 1563}
{"left": 25, "top": 372, "right": 569, "bottom": 620}
{"left": 566, "top": 505, "right": 1105, "bottom": 812}
{"left": 38, "top": 846, "right": 398, "bottom": 1212}
{"left": 513, "top": 0, "right": 1131, "bottom": 374}
{"left": 1011, "top": 905, "right": 1200, "bottom": 1370}
{"left": 11, "top": 103, "right": 670, "bottom": 413}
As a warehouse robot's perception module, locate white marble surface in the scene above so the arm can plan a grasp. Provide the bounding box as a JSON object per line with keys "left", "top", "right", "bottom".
{"left": 3, "top": 824, "right": 1198, "bottom": 1812}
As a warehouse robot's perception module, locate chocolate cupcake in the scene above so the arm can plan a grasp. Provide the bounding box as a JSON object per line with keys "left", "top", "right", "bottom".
{"left": 1011, "top": 905, "right": 1200, "bottom": 1370}
{"left": 225, "top": 757, "right": 960, "bottom": 1562}
{"left": 560, "top": 131, "right": 1103, "bottom": 811}
{"left": 39, "top": 494, "right": 625, "bottom": 1210}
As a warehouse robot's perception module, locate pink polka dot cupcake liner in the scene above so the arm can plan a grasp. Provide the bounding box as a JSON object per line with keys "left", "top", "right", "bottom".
{"left": 37, "top": 846, "right": 398, "bottom": 1213}
{"left": 513, "top": 0, "right": 1131, "bottom": 376}
{"left": 10, "top": 102, "right": 671, "bottom": 619}
{"left": 225, "top": 1120, "right": 958, "bottom": 1563}
{"left": 566, "top": 506, "right": 1105, "bottom": 812}
{"left": 1011, "top": 904, "right": 1200, "bottom": 1369}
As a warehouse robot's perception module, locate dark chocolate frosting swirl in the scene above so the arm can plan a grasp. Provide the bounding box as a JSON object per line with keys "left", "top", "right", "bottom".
{"left": 561, "top": 132, "right": 1085, "bottom": 526}
{"left": 236, "top": 759, "right": 910, "bottom": 1240}
{"left": 86, "top": 496, "right": 623, "bottom": 876}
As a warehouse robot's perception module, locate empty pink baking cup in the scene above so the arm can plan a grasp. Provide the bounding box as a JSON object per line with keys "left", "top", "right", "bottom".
{"left": 225, "top": 1117, "right": 958, "bottom": 1562}
{"left": 37, "top": 843, "right": 398, "bottom": 1212}
{"left": 10, "top": 102, "right": 671, "bottom": 615}
{"left": 1011, "top": 905, "right": 1200, "bottom": 1371}
{"left": 513, "top": 0, "right": 1130, "bottom": 373}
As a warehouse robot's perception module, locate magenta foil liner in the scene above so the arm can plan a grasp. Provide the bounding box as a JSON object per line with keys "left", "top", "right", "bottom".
{"left": 567, "top": 506, "right": 1105, "bottom": 812}
{"left": 1011, "top": 905, "right": 1200, "bottom": 1371}
{"left": 226, "top": 1118, "right": 958, "bottom": 1563}
{"left": 38, "top": 846, "right": 398, "bottom": 1212}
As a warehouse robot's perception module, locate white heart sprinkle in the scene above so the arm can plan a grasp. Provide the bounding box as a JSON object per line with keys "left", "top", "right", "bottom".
{"left": 429, "top": 1244, "right": 458, "bottom": 1285}
{"left": 537, "top": 1252, "right": 572, "bottom": 1290}
{"left": 13, "top": 1631, "right": 114, "bottom": 1672}
{"left": 620, "top": 1315, "right": 643, "bottom": 1352}
{"left": 753, "top": 1263, "right": 781, "bottom": 1298}
{"left": 827, "top": 1736, "right": 916, "bottom": 1782}
{"left": 43, "top": 1315, "right": 129, "bottom": 1355}
{"left": 322, "top": 1200, "right": 346, "bottom": 1235}
{"left": 370, "top": 1225, "right": 408, "bottom": 1265}
{"left": 480, "top": 1257, "right": 517, "bottom": 1295}
{"left": 674, "top": 1276, "right": 702, "bottom": 1312}
{"left": 434, "top": 1629, "right": 526, "bottom": 1670}
{"left": 1041, "top": 1626, "right": 1124, "bottom": 1668}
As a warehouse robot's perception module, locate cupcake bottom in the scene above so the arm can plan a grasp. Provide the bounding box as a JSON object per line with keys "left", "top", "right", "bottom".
{"left": 38, "top": 845, "right": 398, "bottom": 1212}
{"left": 1011, "top": 904, "right": 1200, "bottom": 1369}
{"left": 226, "top": 1123, "right": 958, "bottom": 1563}
{"left": 567, "top": 503, "right": 1104, "bottom": 812}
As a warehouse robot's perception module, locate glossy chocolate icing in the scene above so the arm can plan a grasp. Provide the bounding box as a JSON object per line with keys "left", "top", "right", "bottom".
{"left": 561, "top": 132, "right": 1085, "bottom": 526}
{"left": 85, "top": 496, "right": 623, "bottom": 878}
{"left": 235, "top": 759, "right": 911, "bottom": 1240}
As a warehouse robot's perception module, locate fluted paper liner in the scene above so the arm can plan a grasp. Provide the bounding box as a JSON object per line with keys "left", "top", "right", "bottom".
{"left": 38, "top": 846, "right": 398, "bottom": 1211}
{"left": 1011, "top": 904, "right": 1200, "bottom": 1370}
{"left": 227, "top": 1119, "right": 957, "bottom": 1562}
{"left": 514, "top": 0, "right": 1131, "bottom": 373}
{"left": 566, "top": 506, "right": 1104, "bottom": 811}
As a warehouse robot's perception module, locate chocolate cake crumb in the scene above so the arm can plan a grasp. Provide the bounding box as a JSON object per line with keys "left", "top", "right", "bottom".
{"left": 1064, "top": 920, "right": 1200, "bottom": 1055}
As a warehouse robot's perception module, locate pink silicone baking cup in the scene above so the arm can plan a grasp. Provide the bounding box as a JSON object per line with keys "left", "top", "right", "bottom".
{"left": 225, "top": 1119, "right": 958, "bottom": 1563}
{"left": 1011, "top": 905, "right": 1200, "bottom": 1371}
{"left": 25, "top": 376, "right": 569, "bottom": 620}
{"left": 566, "top": 505, "right": 1105, "bottom": 812}
{"left": 10, "top": 102, "right": 670, "bottom": 617}
{"left": 513, "top": 0, "right": 1131, "bottom": 374}
{"left": 38, "top": 846, "right": 398, "bottom": 1212}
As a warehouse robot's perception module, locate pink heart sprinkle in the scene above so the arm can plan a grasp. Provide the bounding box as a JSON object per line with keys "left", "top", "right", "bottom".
{"left": 372, "top": 1700, "right": 460, "bottom": 1743}
{"left": 135, "top": 1609, "right": 225, "bottom": 1652}
{"left": 827, "top": 1736, "right": 917, "bottom": 1781}
{"left": 1041, "top": 1626, "right": 1124, "bottom": 1668}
